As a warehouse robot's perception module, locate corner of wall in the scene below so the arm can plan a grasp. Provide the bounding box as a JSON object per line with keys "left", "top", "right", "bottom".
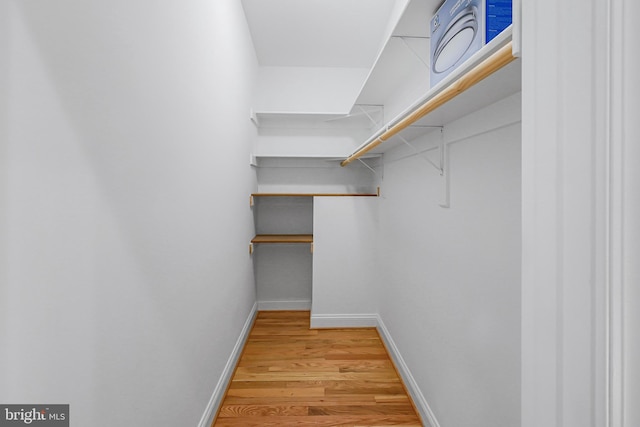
{"left": 257, "top": 300, "right": 311, "bottom": 311}
{"left": 197, "top": 302, "right": 258, "bottom": 427}
{"left": 309, "top": 313, "right": 379, "bottom": 329}
{"left": 375, "top": 315, "right": 441, "bottom": 427}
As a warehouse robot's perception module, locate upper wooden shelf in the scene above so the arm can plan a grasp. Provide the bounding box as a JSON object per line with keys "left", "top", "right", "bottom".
{"left": 251, "top": 193, "right": 379, "bottom": 197}
{"left": 250, "top": 192, "right": 379, "bottom": 206}
{"left": 249, "top": 234, "right": 314, "bottom": 254}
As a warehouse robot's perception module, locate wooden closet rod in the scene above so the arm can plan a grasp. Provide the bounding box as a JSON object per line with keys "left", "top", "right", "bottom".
{"left": 341, "top": 41, "right": 516, "bottom": 167}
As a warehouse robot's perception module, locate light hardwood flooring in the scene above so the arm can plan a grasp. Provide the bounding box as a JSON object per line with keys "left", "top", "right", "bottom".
{"left": 213, "top": 311, "right": 422, "bottom": 426}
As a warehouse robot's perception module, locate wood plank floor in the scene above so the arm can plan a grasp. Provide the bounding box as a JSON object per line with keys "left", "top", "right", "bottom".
{"left": 213, "top": 311, "right": 423, "bottom": 427}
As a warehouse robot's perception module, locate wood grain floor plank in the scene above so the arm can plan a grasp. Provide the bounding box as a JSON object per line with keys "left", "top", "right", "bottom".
{"left": 218, "top": 405, "right": 309, "bottom": 417}
{"left": 226, "top": 387, "right": 326, "bottom": 398}
{"left": 308, "top": 403, "right": 418, "bottom": 416}
{"left": 212, "top": 311, "right": 422, "bottom": 426}
{"left": 214, "top": 415, "right": 422, "bottom": 427}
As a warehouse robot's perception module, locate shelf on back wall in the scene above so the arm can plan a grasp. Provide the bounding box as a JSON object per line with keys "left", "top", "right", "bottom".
{"left": 248, "top": 192, "right": 379, "bottom": 253}
{"left": 249, "top": 191, "right": 379, "bottom": 207}
{"left": 250, "top": 154, "right": 354, "bottom": 168}
{"left": 249, "top": 154, "right": 383, "bottom": 198}
{"left": 249, "top": 153, "right": 384, "bottom": 172}
{"left": 249, "top": 191, "right": 380, "bottom": 210}
{"left": 251, "top": 192, "right": 379, "bottom": 197}
{"left": 250, "top": 105, "right": 384, "bottom": 130}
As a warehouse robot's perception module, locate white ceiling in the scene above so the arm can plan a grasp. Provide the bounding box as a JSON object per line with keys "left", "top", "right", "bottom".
{"left": 241, "top": 0, "right": 398, "bottom": 68}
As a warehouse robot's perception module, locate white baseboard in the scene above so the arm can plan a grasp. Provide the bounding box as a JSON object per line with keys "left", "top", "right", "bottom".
{"left": 197, "top": 302, "right": 258, "bottom": 427}
{"left": 310, "top": 313, "right": 379, "bottom": 328}
{"left": 375, "top": 315, "right": 441, "bottom": 427}
{"left": 257, "top": 299, "right": 311, "bottom": 311}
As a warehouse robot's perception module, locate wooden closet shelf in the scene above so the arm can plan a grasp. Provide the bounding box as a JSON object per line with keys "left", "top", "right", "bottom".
{"left": 342, "top": 29, "right": 518, "bottom": 166}
{"left": 251, "top": 234, "right": 314, "bottom": 244}
{"left": 251, "top": 193, "right": 378, "bottom": 197}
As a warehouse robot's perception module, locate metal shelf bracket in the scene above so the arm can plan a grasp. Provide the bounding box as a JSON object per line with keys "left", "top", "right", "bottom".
{"left": 357, "top": 157, "right": 383, "bottom": 180}
{"left": 397, "top": 127, "right": 450, "bottom": 208}
{"left": 392, "top": 36, "right": 431, "bottom": 70}
{"left": 356, "top": 104, "right": 384, "bottom": 128}
{"left": 398, "top": 127, "right": 444, "bottom": 175}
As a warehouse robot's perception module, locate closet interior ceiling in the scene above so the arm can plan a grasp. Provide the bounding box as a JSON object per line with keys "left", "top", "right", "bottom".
{"left": 241, "top": 0, "right": 444, "bottom": 69}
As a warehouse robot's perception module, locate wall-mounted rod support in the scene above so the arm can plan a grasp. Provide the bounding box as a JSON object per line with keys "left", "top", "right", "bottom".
{"left": 341, "top": 41, "right": 516, "bottom": 167}
{"left": 357, "top": 105, "right": 382, "bottom": 128}
{"left": 393, "top": 36, "right": 430, "bottom": 70}
{"left": 397, "top": 134, "right": 443, "bottom": 174}
{"left": 357, "top": 158, "right": 381, "bottom": 179}
{"left": 438, "top": 128, "right": 445, "bottom": 177}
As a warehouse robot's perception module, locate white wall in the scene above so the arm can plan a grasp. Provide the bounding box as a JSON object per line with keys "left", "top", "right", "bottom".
{"left": 252, "top": 196, "right": 313, "bottom": 309}
{"left": 0, "top": 1, "right": 9, "bottom": 382}
{"left": 521, "top": 1, "right": 612, "bottom": 426}
{"left": 311, "top": 197, "right": 379, "bottom": 327}
{"left": 254, "top": 66, "right": 369, "bottom": 114}
{"left": 622, "top": 2, "right": 640, "bottom": 423}
{"left": 376, "top": 95, "right": 522, "bottom": 427}
{"left": 609, "top": 0, "right": 640, "bottom": 425}
{"left": 253, "top": 128, "right": 368, "bottom": 158}
{"left": 256, "top": 161, "right": 379, "bottom": 195}
{"left": 253, "top": 244, "right": 313, "bottom": 310}
{"left": 0, "top": 1, "right": 258, "bottom": 426}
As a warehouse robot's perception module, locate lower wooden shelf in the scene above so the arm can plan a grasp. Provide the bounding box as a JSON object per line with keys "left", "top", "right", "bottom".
{"left": 250, "top": 234, "right": 314, "bottom": 255}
